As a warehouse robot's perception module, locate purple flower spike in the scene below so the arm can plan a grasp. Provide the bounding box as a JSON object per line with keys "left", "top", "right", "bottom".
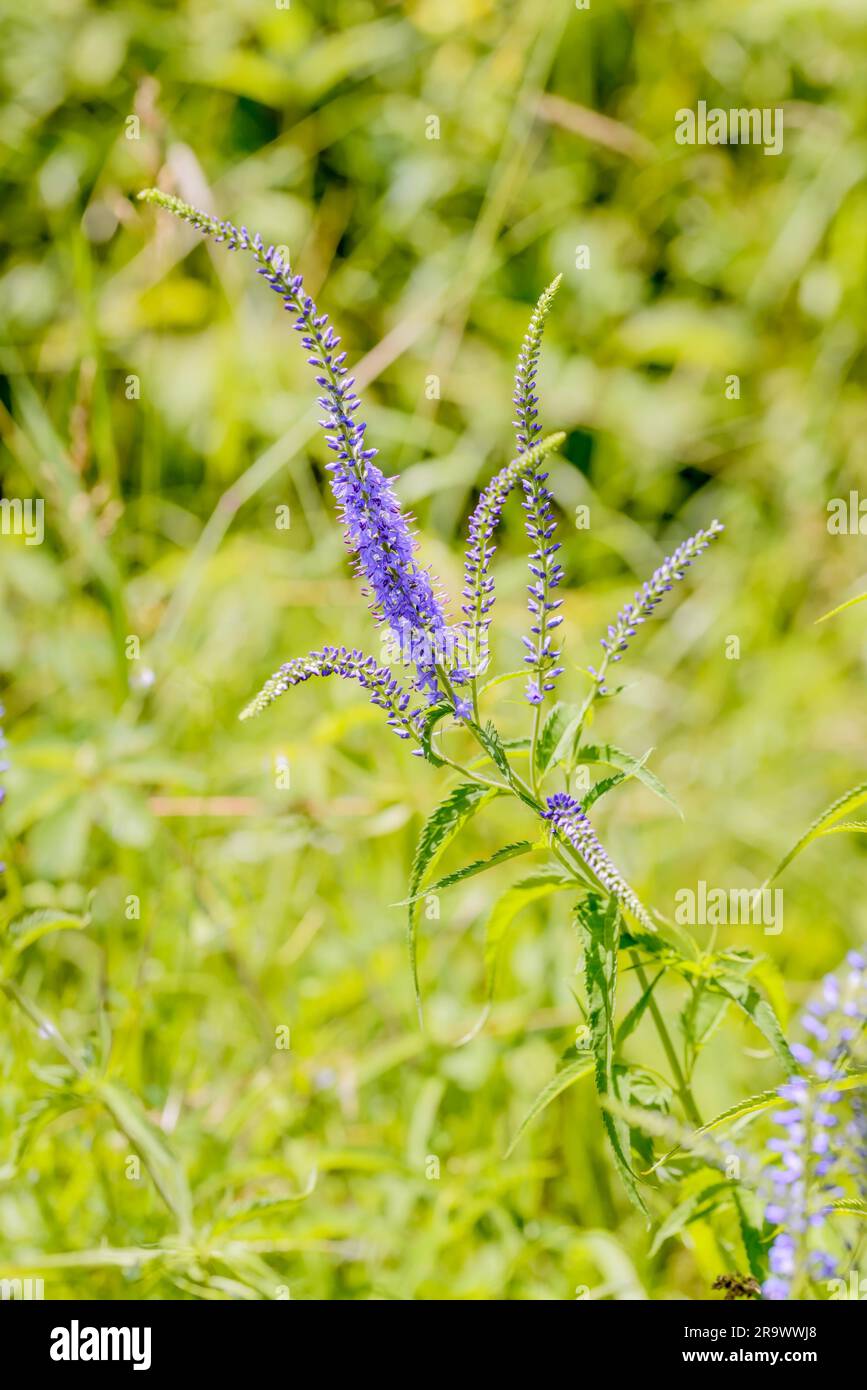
{"left": 594, "top": 521, "right": 724, "bottom": 693}
{"left": 139, "top": 190, "right": 446, "bottom": 700}
{"left": 240, "top": 647, "right": 417, "bottom": 740}
{"left": 542, "top": 792, "right": 655, "bottom": 933}
{"left": 521, "top": 469, "right": 565, "bottom": 705}
{"left": 460, "top": 432, "right": 565, "bottom": 675}
{"left": 509, "top": 280, "right": 566, "bottom": 707}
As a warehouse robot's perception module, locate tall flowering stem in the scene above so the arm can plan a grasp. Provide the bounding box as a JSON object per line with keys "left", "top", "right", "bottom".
{"left": 542, "top": 792, "right": 655, "bottom": 934}
{"left": 511, "top": 281, "right": 565, "bottom": 779}
{"left": 139, "top": 190, "right": 447, "bottom": 701}
{"left": 240, "top": 646, "right": 417, "bottom": 741}
{"left": 460, "top": 432, "right": 565, "bottom": 690}
{"left": 762, "top": 952, "right": 867, "bottom": 1300}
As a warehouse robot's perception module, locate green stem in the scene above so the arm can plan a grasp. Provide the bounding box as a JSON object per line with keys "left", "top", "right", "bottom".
{"left": 530, "top": 700, "right": 542, "bottom": 799}
{"left": 632, "top": 957, "right": 703, "bottom": 1127}
{"left": 430, "top": 676, "right": 702, "bottom": 1131}
{"left": 433, "top": 747, "right": 508, "bottom": 792}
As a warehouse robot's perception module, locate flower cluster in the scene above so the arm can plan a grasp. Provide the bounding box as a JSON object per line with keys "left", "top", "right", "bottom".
{"left": 144, "top": 189, "right": 723, "bottom": 751}
{"left": 591, "top": 521, "right": 724, "bottom": 693}
{"left": 239, "top": 647, "right": 416, "bottom": 740}
{"left": 762, "top": 951, "right": 867, "bottom": 1300}
{"left": 138, "top": 190, "right": 446, "bottom": 702}
{"left": 142, "top": 189, "right": 724, "bottom": 955}
{"left": 542, "top": 792, "right": 655, "bottom": 933}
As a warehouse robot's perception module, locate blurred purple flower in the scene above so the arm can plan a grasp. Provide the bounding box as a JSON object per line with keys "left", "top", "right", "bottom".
{"left": 761, "top": 952, "right": 866, "bottom": 1299}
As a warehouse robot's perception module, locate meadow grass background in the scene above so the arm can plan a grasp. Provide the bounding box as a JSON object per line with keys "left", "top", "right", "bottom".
{"left": 1, "top": 0, "right": 866, "bottom": 1299}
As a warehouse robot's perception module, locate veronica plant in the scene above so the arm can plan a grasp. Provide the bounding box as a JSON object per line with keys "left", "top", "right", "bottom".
{"left": 142, "top": 189, "right": 754, "bottom": 1232}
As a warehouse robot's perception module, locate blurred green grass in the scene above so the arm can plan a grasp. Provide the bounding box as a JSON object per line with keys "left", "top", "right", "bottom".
{"left": 1, "top": 0, "right": 866, "bottom": 1298}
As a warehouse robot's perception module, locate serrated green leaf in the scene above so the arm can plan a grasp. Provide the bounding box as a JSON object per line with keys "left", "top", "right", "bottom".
{"left": 616, "top": 968, "right": 664, "bottom": 1047}
{"left": 213, "top": 1173, "right": 318, "bottom": 1233}
{"left": 681, "top": 980, "right": 731, "bottom": 1058}
{"left": 698, "top": 1069, "right": 867, "bottom": 1138}
{"left": 733, "top": 1187, "right": 766, "bottom": 1282}
{"left": 7, "top": 908, "right": 90, "bottom": 957}
{"left": 650, "top": 1180, "right": 732, "bottom": 1255}
{"left": 766, "top": 780, "right": 867, "bottom": 884}
{"left": 698, "top": 1088, "right": 785, "bottom": 1135}
{"left": 504, "top": 1052, "right": 594, "bottom": 1158}
{"left": 830, "top": 1198, "right": 867, "bottom": 1217}
{"left": 578, "top": 895, "right": 649, "bottom": 1216}
{"left": 818, "top": 820, "right": 867, "bottom": 836}
{"left": 470, "top": 720, "right": 510, "bottom": 777}
{"left": 395, "top": 841, "right": 534, "bottom": 905}
{"left": 535, "top": 702, "right": 578, "bottom": 774}
{"left": 574, "top": 744, "right": 681, "bottom": 817}
{"left": 583, "top": 768, "right": 629, "bottom": 811}
{"left": 481, "top": 871, "right": 571, "bottom": 1010}
{"left": 458, "top": 871, "right": 572, "bottom": 1045}
{"left": 406, "top": 782, "right": 496, "bottom": 1019}
{"left": 711, "top": 972, "right": 796, "bottom": 1073}
{"left": 419, "top": 702, "right": 453, "bottom": 766}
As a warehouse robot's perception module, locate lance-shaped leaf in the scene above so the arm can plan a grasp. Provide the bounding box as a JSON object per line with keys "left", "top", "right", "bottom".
{"left": 578, "top": 895, "right": 649, "bottom": 1216}
{"left": 504, "top": 1051, "right": 594, "bottom": 1158}
{"left": 765, "top": 780, "right": 867, "bottom": 885}
{"left": 406, "top": 782, "right": 500, "bottom": 1020}
{"left": 396, "top": 841, "right": 534, "bottom": 905}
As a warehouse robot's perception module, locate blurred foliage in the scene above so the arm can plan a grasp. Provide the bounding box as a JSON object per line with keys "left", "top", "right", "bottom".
{"left": 1, "top": 0, "right": 866, "bottom": 1299}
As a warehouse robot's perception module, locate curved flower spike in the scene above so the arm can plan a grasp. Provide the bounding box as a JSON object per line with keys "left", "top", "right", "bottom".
{"left": 591, "top": 520, "right": 724, "bottom": 693}
{"left": 543, "top": 792, "right": 655, "bottom": 933}
{"left": 239, "top": 646, "right": 417, "bottom": 741}
{"left": 139, "top": 190, "right": 447, "bottom": 701}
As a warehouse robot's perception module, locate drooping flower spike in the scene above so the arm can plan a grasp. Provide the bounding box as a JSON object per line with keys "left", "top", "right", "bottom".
{"left": 240, "top": 647, "right": 417, "bottom": 741}
{"left": 543, "top": 792, "right": 655, "bottom": 933}
{"left": 138, "top": 190, "right": 446, "bottom": 701}
{"left": 590, "top": 520, "right": 724, "bottom": 693}
{"left": 761, "top": 952, "right": 867, "bottom": 1300}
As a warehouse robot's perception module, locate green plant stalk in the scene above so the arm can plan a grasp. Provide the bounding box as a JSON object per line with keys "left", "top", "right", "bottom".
{"left": 631, "top": 957, "right": 703, "bottom": 1128}
{"left": 530, "top": 700, "right": 543, "bottom": 798}
{"left": 428, "top": 701, "right": 705, "bottom": 1132}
